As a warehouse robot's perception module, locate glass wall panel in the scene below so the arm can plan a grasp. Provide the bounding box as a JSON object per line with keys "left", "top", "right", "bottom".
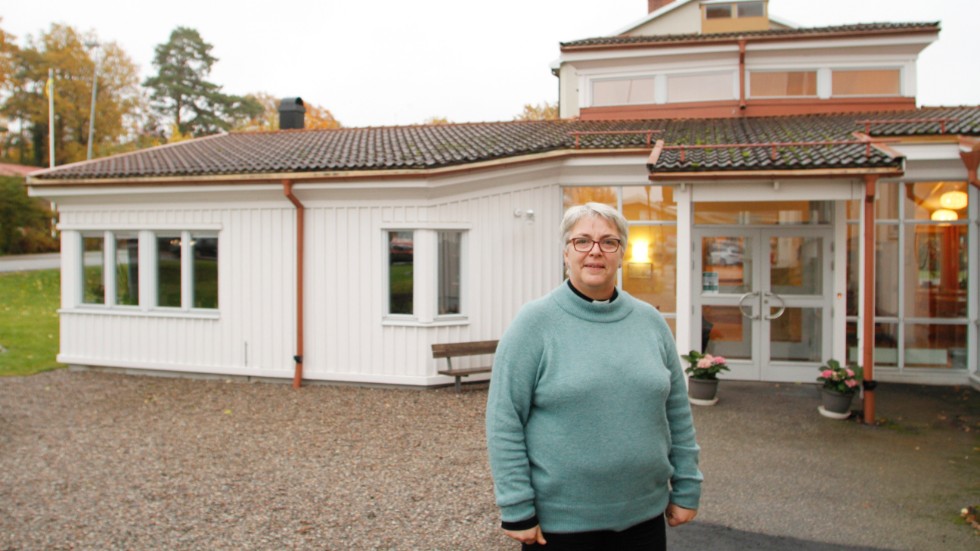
{"left": 387, "top": 231, "right": 414, "bottom": 315}
{"left": 563, "top": 187, "right": 616, "bottom": 211}
{"left": 904, "top": 224, "right": 967, "bottom": 319}
{"left": 831, "top": 69, "right": 900, "bottom": 96}
{"left": 114, "top": 235, "right": 139, "bottom": 306}
{"left": 846, "top": 223, "right": 859, "bottom": 316}
{"left": 905, "top": 323, "right": 967, "bottom": 369}
{"left": 847, "top": 322, "right": 899, "bottom": 366}
{"left": 82, "top": 236, "right": 104, "bottom": 304}
{"left": 592, "top": 78, "right": 656, "bottom": 107}
{"left": 875, "top": 224, "right": 899, "bottom": 317}
{"left": 622, "top": 186, "right": 676, "bottom": 221}
{"left": 749, "top": 71, "right": 817, "bottom": 97}
{"left": 770, "top": 236, "right": 822, "bottom": 296}
{"left": 192, "top": 236, "right": 219, "bottom": 309}
{"left": 904, "top": 181, "right": 969, "bottom": 221}
{"left": 701, "top": 236, "right": 750, "bottom": 293}
{"left": 437, "top": 231, "right": 462, "bottom": 315}
{"left": 694, "top": 200, "right": 829, "bottom": 225}
{"left": 624, "top": 226, "right": 677, "bottom": 313}
{"left": 667, "top": 72, "right": 734, "bottom": 103}
{"left": 157, "top": 236, "right": 182, "bottom": 308}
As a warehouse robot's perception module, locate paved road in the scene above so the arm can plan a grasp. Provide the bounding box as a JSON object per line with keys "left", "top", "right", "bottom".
{"left": 0, "top": 252, "right": 61, "bottom": 272}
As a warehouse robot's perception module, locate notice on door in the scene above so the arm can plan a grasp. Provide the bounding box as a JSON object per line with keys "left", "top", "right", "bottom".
{"left": 703, "top": 271, "right": 719, "bottom": 293}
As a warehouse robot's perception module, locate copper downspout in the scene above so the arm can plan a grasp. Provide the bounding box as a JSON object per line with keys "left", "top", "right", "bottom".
{"left": 283, "top": 180, "right": 305, "bottom": 388}
{"left": 862, "top": 175, "right": 877, "bottom": 424}
{"left": 738, "top": 38, "right": 747, "bottom": 111}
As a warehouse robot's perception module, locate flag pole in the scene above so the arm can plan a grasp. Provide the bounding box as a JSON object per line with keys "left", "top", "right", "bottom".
{"left": 47, "top": 68, "right": 55, "bottom": 168}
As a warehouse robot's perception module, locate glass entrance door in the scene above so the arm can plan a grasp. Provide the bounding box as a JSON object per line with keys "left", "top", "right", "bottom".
{"left": 694, "top": 227, "right": 833, "bottom": 381}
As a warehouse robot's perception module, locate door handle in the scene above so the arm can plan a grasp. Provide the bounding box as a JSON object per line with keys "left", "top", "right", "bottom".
{"left": 738, "top": 291, "right": 760, "bottom": 320}
{"left": 764, "top": 292, "right": 786, "bottom": 320}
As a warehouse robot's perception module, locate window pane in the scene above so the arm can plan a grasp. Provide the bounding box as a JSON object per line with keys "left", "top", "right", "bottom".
{"left": 667, "top": 72, "right": 734, "bottom": 102}
{"left": 438, "top": 231, "right": 461, "bottom": 315}
{"left": 848, "top": 322, "right": 898, "bottom": 367}
{"left": 904, "top": 181, "right": 968, "bottom": 221}
{"left": 831, "top": 69, "right": 900, "bottom": 96}
{"left": 905, "top": 323, "right": 967, "bottom": 369}
{"left": 563, "top": 187, "right": 617, "bottom": 211}
{"left": 82, "top": 236, "right": 104, "bottom": 304}
{"left": 114, "top": 235, "right": 139, "bottom": 306}
{"left": 624, "top": 226, "right": 677, "bottom": 313}
{"left": 192, "top": 236, "right": 219, "bottom": 309}
{"left": 749, "top": 71, "right": 817, "bottom": 97}
{"left": 592, "top": 78, "right": 655, "bottom": 107}
{"left": 846, "top": 223, "right": 859, "bottom": 316}
{"left": 875, "top": 224, "right": 899, "bottom": 317}
{"left": 694, "top": 200, "right": 828, "bottom": 225}
{"left": 157, "top": 236, "right": 182, "bottom": 308}
{"left": 705, "top": 5, "right": 732, "bottom": 18}
{"left": 737, "top": 1, "right": 764, "bottom": 17}
{"left": 622, "top": 186, "right": 676, "bottom": 221}
{"left": 388, "top": 231, "right": 413, "bottom": 315}
{"left": 905, "top": 224, "right": 967, "bottom": 318}
{"left": 770, "top": 307, "right": 822, "bottom": 362}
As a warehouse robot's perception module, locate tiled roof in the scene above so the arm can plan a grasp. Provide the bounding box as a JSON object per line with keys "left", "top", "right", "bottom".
{"left": 561, "top": 22, "right": 940, "bottom": 50}
{"left": 29, "top": 106, "right": 980, "bottom": 182}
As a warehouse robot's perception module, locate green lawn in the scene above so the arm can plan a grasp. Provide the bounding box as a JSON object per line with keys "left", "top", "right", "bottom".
{"left": 0, "top": 269, "right": 62, "bottom": 376}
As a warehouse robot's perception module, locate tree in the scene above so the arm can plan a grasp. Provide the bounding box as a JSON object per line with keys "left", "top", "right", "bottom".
{"left": 423, "top": 116, "right": 451, "bottom": 125}
{"left": 0, "top": 176, "right": 57, "bottom": 254}
{"left": 0, "top": 24, "right": 140, "bottom": 166}
{"left": 514, "top": 101, "right": 559, "bottom": 121}
{"left": 233, "top": 92, "right": 342, "bottom": 132}
{"left": 143, "top": 27, "right": 261, "bottom": 138}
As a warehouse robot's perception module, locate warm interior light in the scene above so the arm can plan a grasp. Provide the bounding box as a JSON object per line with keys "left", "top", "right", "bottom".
{"left": 931, "top": 209, "right": 958, "bottom": 221}
{"left": 631, "top": 240, "right": 650, "bottom": 262}
{"left": 939, "top": 190, "right": 968, "bottom": 210}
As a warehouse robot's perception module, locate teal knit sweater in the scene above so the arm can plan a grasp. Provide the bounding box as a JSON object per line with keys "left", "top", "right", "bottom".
{"left": 486, "top": 283, "right": 702, "bottom": 533}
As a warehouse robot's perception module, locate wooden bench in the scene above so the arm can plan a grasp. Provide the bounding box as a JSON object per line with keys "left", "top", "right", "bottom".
{"left": 431, "top": 340, "right": 498, "bottom": 393}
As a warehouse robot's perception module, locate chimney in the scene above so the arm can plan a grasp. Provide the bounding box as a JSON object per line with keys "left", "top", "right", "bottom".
{"left": 648, "top": 0, "right": 675, "bottom": 13}
{"left": 278, "top": 97, "right": 306, "bottom": 130}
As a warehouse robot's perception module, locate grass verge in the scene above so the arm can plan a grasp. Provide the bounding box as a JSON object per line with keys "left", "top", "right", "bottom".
{"left": 0, "top": 269, "right": 62, "bottom": 376}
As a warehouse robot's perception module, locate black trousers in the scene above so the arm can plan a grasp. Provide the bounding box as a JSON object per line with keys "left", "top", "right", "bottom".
{"left": 521, "top": 513, "right": 666, "bottom": 551}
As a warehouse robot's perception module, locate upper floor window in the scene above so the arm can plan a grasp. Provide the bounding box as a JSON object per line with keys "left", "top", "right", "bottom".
{"left": 667, "top": 72, "right": 735, "bottom": 103}
{"left": 704, "top": 1, "right": 764, "bottom": 19}
{"left": 593, "top": 78, "right": 656, "bottom": 107}
{"left": 832, "top": 69, "right": 901, "bottom": 96}
{"left": 749, "top": 71, "right": 817, "bottom": 97}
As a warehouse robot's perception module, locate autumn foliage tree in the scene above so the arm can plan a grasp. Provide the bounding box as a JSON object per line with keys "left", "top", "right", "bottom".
{"left": 1, "top": 23, "right": 140, "bottom": 166}
{"left": 234, "top": 92, "right": 342, "bottom": 132}
{"left": 514, "top": 101, "right": 559, "bottom": 121}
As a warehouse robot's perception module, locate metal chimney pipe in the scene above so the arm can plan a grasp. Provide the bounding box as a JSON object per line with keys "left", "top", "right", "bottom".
{"left": 278, "top": 97, "right": 306, "bottom": 130}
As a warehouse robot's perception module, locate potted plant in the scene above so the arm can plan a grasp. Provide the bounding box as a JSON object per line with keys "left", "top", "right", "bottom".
{"left": 816, "top": 360, "right": 862, "bottom": 419}
{"left": 682, "top": 350, "right": 730, "bottom": 406}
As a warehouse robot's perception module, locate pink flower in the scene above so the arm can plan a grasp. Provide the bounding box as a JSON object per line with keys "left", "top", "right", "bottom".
{"left": 712, "top": 356, "right": 727, "bottom": 365}
{"left": 821, "top": 370, "right": 833, "bottom": 379}
{"left": 697, "top": 357, "right": 713, "bottom": 368}
{"left": 846, "top": 379, "right": 858, "bottom": 388}
{"left": 845, "top": 368, "right": 855, "bottom": 377}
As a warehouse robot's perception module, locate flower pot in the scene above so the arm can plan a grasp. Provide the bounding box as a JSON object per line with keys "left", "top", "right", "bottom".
{"left": 688, "top": 377, "right": 719, "bottom": 406}
{"left": 818, "top": 389, "right": 854, "bottom": 420}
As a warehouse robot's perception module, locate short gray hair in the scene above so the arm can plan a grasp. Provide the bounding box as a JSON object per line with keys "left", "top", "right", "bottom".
{"left": 560, "top": 202, "right": 628, "bottom": 246}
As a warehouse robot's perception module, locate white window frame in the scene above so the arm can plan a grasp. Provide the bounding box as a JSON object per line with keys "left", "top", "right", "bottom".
{"left": 382, "top": 224, "right": 469, "bottom": 327}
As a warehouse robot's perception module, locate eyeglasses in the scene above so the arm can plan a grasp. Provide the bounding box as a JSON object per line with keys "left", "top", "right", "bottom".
{"left": 567, "top": 237, "right": 622, "bottom": 253}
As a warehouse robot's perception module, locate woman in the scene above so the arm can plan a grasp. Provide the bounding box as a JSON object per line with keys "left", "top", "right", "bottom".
{"left": 486, "top": 202, "right": 702, "bottom": 550}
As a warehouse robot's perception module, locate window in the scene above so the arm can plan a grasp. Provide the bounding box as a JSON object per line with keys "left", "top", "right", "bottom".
{"left": 113, "top": 234, "right": 139, "bottom": 306}
{"left": 667, "top": 72, "right": 734, "bottom": 103}
{"left": 749, "top": 71, "right": 817, "bottom": 97}
{"left": 592, "top": 78, "right": 656, "bottom": 107}
{"left": 705, "top": 4, "right": 732, "bottom": 18}
{"left": 846, "top": 181, "right": 970, "bottom": 370}
{"left": 832, "top": 69, "right": 900, "bottom": 96}
{"left": 438, "top": 231, "right": 462, "bottom": 315}
{"left": 76, "top": 230, "right": 219, "bottom": 312}
{"left": 387, "top": 231, "right": 414, "bottom": 315}
{"left": 737, "top": 1, "right": 764, "bottom": 17}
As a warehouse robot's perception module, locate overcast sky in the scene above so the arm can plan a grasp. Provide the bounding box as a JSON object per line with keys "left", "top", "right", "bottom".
{"left": 4, "top": 0, "right": 978, "bottom": 128}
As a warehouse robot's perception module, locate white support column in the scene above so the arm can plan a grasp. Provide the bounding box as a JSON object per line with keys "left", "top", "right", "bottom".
{"left": 139, "top": 230, "right": 157, "bottom": 310}
{"left": 104, "top": 231, "right": 116, "bottom": 307}
{"left": 832, "top": 199, "right": 848, "bottom": 363}
{"left": 675, "top": 184, "right": 693, "bottom": 356}
{"left": 181, "top": 231, "right": 193, "bottom": 309}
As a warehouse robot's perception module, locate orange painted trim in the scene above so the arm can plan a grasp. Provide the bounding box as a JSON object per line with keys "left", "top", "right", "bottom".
{"left": 579, "top": 97, "right": 917, "bottom": 121}
{"left": 283, "top": 180, "right": 305, "bottom": 389}
{"left": 862, "top": 174, "right": 877, "bottom": 425}
{"left": 647, "top": 167, "right": 903, "bottom": 181}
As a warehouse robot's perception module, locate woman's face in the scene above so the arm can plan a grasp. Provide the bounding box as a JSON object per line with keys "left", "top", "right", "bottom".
{"left": 563, "top": 215, "right": 624, "bottom": 300}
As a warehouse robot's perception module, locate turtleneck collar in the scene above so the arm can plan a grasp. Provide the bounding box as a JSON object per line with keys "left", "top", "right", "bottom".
{"left": 554, "top": 280, "right": 633, "bottom": 322}
{"left": 567, "top": 280, "right": 618, "bottom": 303}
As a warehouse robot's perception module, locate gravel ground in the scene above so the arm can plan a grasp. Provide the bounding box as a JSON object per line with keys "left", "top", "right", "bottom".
{"left": 0, "top": 369, "right": 977, "bottom": 550}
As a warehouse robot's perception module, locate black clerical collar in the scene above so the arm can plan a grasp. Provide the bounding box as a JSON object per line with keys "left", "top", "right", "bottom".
{"left": 567, "top": 280, "right": 618, "bottom": 303}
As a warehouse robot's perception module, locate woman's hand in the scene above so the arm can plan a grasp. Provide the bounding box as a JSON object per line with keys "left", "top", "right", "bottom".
{"left": 665, "top": 503, "right": 697, "bottom": 527}
{"left": 504, "top": 525, "right": 547, "bottom": 546}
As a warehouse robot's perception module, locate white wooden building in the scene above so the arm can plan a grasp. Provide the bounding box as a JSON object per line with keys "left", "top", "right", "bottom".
{"left": 28, "top": 0, "right": 980, "bottom": 389}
